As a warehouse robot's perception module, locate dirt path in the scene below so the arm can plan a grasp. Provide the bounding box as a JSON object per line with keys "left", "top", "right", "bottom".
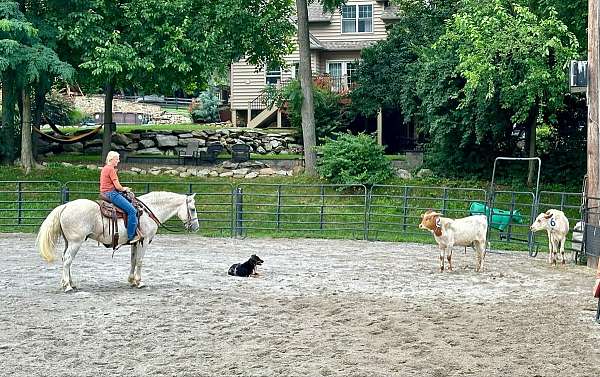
{"left": 0, "top": 233, "right": 599, "bottom": 376}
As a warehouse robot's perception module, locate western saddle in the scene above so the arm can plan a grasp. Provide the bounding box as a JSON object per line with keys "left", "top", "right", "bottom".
{"left": 97, "top": 191, "right": 144, "bottom": 250}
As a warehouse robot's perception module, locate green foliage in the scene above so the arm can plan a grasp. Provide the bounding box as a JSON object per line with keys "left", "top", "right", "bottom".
{"left": 317, "top": 133, "right": 393, "bottom": 186}
{"left": 0, "top": 1, "right": 73, "bottom": 163}
{"left": 536, "top": 94, "right": 587, "bottom": 184}
{"left": 43, "top": 91, "right": 75, "bottom": 126}
{"left": 275, "top": 80, "right": 346, "bottom": 142}
{"left": 350, "top": 0, "right": 458, "bottom": 119}
{"left": 189, "top": 90, "right": 220, "bottom": 123}
{"left": 524, "top": 0, "right": 587, "bottom": 53}
{"left": 417, "top": 0, "right": 578, "bottom": 177}
{"left": 62, "top": 0, "right": 296, "bottom": 95}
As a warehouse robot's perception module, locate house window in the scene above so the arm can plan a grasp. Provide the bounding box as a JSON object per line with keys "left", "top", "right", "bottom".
{"left": 265, "top": 64, "right": 281, "bottom": 85}
{"left": 341, "top": 4, "right": 372, "bottom": 33}
{"left": 326, "top": 61, "right": 358, "bottom": 92}
{"left": 346, "top": 62, "right": 357, "bottom": 86}
{"left": 290, "top": 62, "right": 300, "bottom": 79}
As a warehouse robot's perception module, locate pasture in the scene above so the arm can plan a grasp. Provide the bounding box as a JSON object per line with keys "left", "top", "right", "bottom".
{"left": 0, "top": 233, "right": 599, "bottom": 376}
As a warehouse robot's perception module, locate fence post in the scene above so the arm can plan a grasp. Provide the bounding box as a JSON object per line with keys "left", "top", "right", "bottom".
{"left": 364, "top": 185, "right": 370, "bottom": 241}
{"left": 529, "top": 193, "right": 539, "bottom": 257}
{"left": 319, "top": 185, "right": 325, "bottom": 230}
{"left": 234, "top": 187, "right": 244, "bottom": 237}
{"left": 402, "top": 187, "right": 410, "bottom": 231}
{"left": 442, "top": 188, "right": 448, "bottom": 215}
{"left": 17, "top": 182, "right": 23, "bottom": 225}
{"left": 276, "top": 185, "right": 282, "bottom": 231}
{"left": 61, "top": 187, "right": 70, "bottom": 204}
{"left": 507, "top": 192, "right": 516, "bottom": 242}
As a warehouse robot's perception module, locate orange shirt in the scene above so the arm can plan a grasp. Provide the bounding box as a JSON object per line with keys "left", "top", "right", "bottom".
{"left": 100, "top": 165, "right": 120, "bottom": 193}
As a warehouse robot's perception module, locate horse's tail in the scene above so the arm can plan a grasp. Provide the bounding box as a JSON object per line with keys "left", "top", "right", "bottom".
{"left": 36, "top": 204, "right": 66, "bottom": 263}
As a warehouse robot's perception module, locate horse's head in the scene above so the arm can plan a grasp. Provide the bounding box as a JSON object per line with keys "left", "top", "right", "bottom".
{"left": 178, "top": 193, "right": 200, "bottom": 232}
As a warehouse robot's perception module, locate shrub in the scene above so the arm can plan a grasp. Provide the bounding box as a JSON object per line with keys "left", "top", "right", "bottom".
{"left": 44, "top": 91, "right": 76, "bottom": 126}
{"left": 317, "top": 132, "right": 393, "bottom": 186}
{"left": 189, "top": 90, "right": 220, "bottom": 123}
{"left": 273, "top": 80, "right": 347, "bottom": 142}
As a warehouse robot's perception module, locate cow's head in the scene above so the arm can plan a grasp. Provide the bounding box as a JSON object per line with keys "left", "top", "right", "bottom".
{"left": 419, "top": 210, "right": 443, "bottom": 236}
{"left": 530, "top": 211, "right": 554, "bottom": 232}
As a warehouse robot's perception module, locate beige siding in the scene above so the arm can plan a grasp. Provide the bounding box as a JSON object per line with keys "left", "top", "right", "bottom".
{"left": 230, "top": 47, "right": 318, "bottom": 111}
{"left": 309, "top": 0, "right": 388, "bottom": 43}
{"left": 230, "top": 1, "right": 389, "bottom": 111}
{"left": 230, "top": 61, "right": 268, "bottom": 111}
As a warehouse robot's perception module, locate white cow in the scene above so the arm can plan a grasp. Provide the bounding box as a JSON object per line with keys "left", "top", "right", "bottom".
{"left": 530, "top": 209, "right": 570, "bottom": 265}
{"left": 419, "top": 210, "right": 488, "bottom": 272}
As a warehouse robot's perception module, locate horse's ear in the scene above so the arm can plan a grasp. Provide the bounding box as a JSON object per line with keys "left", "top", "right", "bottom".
{"left": 190, "top": 193, "right": 196, "bottom": 199}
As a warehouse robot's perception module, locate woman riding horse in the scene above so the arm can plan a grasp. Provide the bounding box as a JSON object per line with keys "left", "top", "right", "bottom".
{"left": 101, "top": 151, "right": 140, "bottom": 244}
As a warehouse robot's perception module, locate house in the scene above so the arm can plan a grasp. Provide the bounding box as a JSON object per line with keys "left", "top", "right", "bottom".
{"left": 229, "top": 1, "right": 405, "bottom": 146}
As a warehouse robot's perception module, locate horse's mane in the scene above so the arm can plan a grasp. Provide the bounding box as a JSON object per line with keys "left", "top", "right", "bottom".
{"left": 138, "top": 191, "right": 185, "bottom": 205}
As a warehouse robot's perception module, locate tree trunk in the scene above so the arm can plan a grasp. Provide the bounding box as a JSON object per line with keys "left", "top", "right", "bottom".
{"left": 102, "top": 80, "right": 115, "bottom": 163}
{"left": 296, "top": 0, "right": 317, "bottom": 176}
{"left": 588, "top": 0, "right": 600, "bottom": 271}
{"left": 20, "top": 87, "right": 35, "bottom": 174}
{"left": 1, "top": 72, "right": 17, "bottom": 163}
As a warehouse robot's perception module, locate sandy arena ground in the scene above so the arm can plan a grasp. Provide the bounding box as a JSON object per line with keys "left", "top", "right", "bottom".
{"left": 0, "top": 233, "right": 599, "bottom": 377}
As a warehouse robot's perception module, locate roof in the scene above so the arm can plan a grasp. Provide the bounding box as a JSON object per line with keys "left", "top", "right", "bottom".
{"left": 308, "top": 4, "right": 332, "bottom": 22}
{"left": 309, "top": 33, "right": 324, "bottom": 49}
{"left": 316, "top": 40, "right": 379, "bottom": 51}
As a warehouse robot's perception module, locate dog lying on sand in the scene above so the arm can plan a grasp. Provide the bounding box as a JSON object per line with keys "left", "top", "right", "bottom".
{"left": 228, "top": 254, "right": 264, "bottom": 277}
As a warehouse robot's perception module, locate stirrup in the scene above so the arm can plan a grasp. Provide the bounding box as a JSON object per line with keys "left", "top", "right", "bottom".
{"left": 126, "top": 235, "right": 142, "bottom": 245}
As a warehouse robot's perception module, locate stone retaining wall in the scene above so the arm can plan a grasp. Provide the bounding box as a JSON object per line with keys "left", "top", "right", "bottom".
{"left": 39, "top": 128, "right": 302, "bottom": 157}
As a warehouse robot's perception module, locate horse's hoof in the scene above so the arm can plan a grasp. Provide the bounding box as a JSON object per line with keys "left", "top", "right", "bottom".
{"left": 136, "top": 282, "right": 146, "bottom": 289}
{"left": 64, "top": 286, "right": 74, "bottom": 293}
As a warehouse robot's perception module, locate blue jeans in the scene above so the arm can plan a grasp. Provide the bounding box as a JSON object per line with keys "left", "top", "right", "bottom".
{"left": 105, "top": 190, "right": 138, "bottom": 240}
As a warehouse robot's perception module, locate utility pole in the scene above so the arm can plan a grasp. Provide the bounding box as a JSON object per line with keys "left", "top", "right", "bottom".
{"left": 588, "top": 0, "right": 600, "bottom": 287}
{"left": 589, "top": 0, "right": 599, "bottom": 214}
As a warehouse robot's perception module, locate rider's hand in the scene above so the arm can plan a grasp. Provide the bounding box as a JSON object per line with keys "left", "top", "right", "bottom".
{"left": 122, "top": 186, "right": 130, "bottom": 192}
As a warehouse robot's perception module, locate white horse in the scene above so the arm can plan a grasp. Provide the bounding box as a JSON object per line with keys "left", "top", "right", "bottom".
{"left": 36, "top": 191, "right": 200, "bottom": 292}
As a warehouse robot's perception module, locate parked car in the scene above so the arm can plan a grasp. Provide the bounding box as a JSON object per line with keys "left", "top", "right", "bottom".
{"left": 136, "top": 95, "right": 165, "bottom": 103}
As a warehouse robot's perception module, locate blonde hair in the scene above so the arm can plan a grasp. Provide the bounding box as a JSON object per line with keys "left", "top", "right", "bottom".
{"left": 106, "top": 151, "right": 120, "bottom": 164}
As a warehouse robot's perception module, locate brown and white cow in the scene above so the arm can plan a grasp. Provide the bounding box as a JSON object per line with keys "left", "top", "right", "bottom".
{"left": 419, "top": 210, "right": 488, "bottom": 272}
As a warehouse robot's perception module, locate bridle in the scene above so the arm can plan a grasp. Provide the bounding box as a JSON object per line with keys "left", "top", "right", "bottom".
{"left": 182, "top": 196, "right": 198, "bottom": 231}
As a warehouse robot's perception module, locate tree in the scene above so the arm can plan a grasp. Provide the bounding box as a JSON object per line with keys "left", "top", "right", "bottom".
{"left": 525, "top": 0, "right": 587, "bottom": 53}
{"left": 62, "top": 0, "right": 296, "bottom": 162}
{"left": 417, "top": 0, "right": 578, "bottom": 183}
{"left": 0, "top": 1, "right": 72, "bottom": 171}
{"left": 351, "top": 0, "right": 457, "bottom": 120}
{"left": 295, "top": 0, "right": 346, "bottom": 176}
{"left": 0, "top": 1, "right": 36, "bottom": 163}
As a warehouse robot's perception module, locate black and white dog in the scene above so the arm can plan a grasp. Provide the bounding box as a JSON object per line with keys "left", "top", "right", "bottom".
{"left": 228, "top": 254, "right": 264, "bottom": 277}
